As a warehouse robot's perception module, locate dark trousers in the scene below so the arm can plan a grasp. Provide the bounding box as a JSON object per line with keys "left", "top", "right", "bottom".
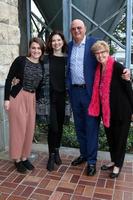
{"left": 71, "top": 87, "right": 100, "bottom": 165}
{"left": 104, "top": 119, "right": 131, "bottom": 168}
{"left": 48, "top": 91, "right": 65, "bottom": 153}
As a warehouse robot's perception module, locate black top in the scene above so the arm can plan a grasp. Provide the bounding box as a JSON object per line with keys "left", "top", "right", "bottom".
{"left": 110, "top": 61, "right": 133, "bottom": 121}
{"left": 49, "top": 55, "right": 66, "bottom": 92}
{"left": 4, "top": 56, "right": 43, "bottom": 100}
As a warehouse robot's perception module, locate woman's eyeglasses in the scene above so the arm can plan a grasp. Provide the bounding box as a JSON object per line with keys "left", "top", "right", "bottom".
{"left": 95, "top": 51, "right": 107, "bottom": 55}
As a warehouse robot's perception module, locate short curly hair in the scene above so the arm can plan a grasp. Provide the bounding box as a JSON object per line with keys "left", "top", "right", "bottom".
{"left": 91, "top": 40, "right": 110, "bottom": 54}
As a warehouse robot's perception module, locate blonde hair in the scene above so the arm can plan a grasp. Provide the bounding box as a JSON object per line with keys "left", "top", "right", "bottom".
{"left": 91, "top": 40, "right": 110, "bottom": 54}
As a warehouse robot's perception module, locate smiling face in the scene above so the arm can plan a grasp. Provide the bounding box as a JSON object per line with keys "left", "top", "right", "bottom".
{"left": 29, "top": 42, "right": 42, "bottom": 61}
{"left": 95, "top": 50, "right": 109, "bottom": 65}
{"left": 71, "top": 19, "right": 86, "bottom": 44}
{"left": 91, "top": 41, "right": 110, "bottom": 66}
{"left": 51, "top": 34, "right": 64, "bottom": 52}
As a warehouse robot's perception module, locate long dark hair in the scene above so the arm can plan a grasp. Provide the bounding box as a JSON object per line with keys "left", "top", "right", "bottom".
{"left": 45, "top": 31, "right": 67, "bottom": 55}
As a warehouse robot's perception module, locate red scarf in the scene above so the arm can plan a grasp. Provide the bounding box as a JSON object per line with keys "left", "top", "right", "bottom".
{"left": 88, "top": 56, "right": 114, "bottom": 127}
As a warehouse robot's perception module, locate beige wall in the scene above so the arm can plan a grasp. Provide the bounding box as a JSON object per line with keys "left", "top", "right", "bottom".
{"left": 0, "top": 0, "right": 20, "bottom": 85}
{"left": 0, "top": 0, "right": 20, "bottom": 150}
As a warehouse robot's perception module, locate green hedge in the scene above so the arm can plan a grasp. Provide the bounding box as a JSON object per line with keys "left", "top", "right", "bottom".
{"left": 62, "top": 122, "right": 133, "bottom": 153}
{"left": 35, "top": 122, "right": 133, "bottom": 153}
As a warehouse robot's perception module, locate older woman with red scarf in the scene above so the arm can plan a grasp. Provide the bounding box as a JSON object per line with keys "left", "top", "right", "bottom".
{"left": 88, "top": 40, "right": 133, "bottom": 178}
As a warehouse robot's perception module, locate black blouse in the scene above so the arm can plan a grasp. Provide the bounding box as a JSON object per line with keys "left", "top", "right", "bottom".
{"left": 49, "top": 55, "right": 66, "bottom": 92}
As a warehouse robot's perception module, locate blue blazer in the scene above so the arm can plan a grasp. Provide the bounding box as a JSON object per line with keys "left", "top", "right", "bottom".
{"left": 67, "top": 36, "right": 98, "bottom": 102}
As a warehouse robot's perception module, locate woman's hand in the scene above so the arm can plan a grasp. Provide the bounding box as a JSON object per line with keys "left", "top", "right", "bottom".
{"left": 4, "top": 100, "right": 10, "bottom": 111}
{"left": 121, "top": 69, "right": 130, "bottom": 81}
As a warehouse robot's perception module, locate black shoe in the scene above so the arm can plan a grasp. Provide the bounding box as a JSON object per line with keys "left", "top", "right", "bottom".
{"left": 54, "top": 148, "right": 62, "bottom": 165}
{"left": 87, "top": 164, "right": 96, "bottom": 176}
{"left": 110, "top": 167, "right": 121, "bottom": 179}
{"left": 110, "top": 172, "right": 120, "bottom": 178}
{"left": 15, "top": 161, "right": 27, "bottom": 173}
{"left": 71, "top": 156, "right": 86, "bottom": 166}
{"left": 22, "top": 160, "right": 35, "bottom": 170}
{"left": 101, "top": 164, "right": 114, "bottom": 170}
{"left": 47, "top": 153, "right": 55, "bottom": 171}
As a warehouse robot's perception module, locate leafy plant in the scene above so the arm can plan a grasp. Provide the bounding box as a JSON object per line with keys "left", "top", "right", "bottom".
{"left": 35, "top": 121, "right": 133, "bottom": 153}
{"left": 62, "top": 122, "right": 79, "bottom": 148}
{"left": 98, "top": 124, "right": 109, "bottom": 151}
{"left": 34, "top": 122, "right": 48, "bottom": 142}
{"left": 62, "top": 122, "right": 133, "bottom": 153}
{"left": 126, "top": 125, "right": 133, "bottom": 153}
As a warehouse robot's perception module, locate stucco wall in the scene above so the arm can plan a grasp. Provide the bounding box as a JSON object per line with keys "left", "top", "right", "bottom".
{"left": 0, "top": 0, "right": 20, "bottom": 85}
{"left": 0, "top": 0, "right": 20, "bottom": 150}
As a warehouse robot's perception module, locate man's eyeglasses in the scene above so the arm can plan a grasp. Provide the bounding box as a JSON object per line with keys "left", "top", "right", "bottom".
{"left": 71, "top": 26, "right": 82, "bottom": 31}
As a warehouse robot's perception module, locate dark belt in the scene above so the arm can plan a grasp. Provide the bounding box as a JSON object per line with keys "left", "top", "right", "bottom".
{"left": 23, "top": 88, "right": 35, "bottom": 93}
{"left": 72, "top": 84, "right": 86, "bottom": 88}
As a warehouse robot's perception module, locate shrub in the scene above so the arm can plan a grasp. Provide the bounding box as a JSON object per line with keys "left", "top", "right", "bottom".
{"left": 62, "top": 122, "right": 133, "bottom": 153}
{"left": 35, "top": 121, "right": 133, "bottom": 153}
{"left": 98, "top": 124, "right": 109, "bottom": 151}
{"left": 62, "top": 122, "right": 79, "bottom": 148}
{"left": 126, "top": 125, "right": 133, "bottom": 153}
{"left": 34, "top": 122, "right": 48, "bottom": 143}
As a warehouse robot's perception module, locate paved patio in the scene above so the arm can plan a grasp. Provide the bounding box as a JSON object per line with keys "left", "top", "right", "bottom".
{"left": 0, "top": 144, "right": 133, "bottom": 200}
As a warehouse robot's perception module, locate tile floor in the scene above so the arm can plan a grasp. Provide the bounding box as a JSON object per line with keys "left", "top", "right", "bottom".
{"left": 0, "top": 147, "right": 133, "bottom": 200}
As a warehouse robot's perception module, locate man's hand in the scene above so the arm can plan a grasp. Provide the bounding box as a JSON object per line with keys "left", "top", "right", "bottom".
{"left": 121, "top": 68, "right": 130, "bottom": 81}
{"left": 12, "top": 77, "right": 20, "bottom": 86}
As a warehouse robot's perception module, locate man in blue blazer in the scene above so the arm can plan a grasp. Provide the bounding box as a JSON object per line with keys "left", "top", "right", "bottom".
{"left": 67, "top": 19, "right": 100, "bottom": 176}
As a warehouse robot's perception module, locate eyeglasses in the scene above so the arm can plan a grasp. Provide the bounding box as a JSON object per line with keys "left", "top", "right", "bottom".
{"left": 94, "top": 51, "right": 107, "bottom": 55}
{"left": 71, "top": 26, "right": 82, "bottom": 31}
